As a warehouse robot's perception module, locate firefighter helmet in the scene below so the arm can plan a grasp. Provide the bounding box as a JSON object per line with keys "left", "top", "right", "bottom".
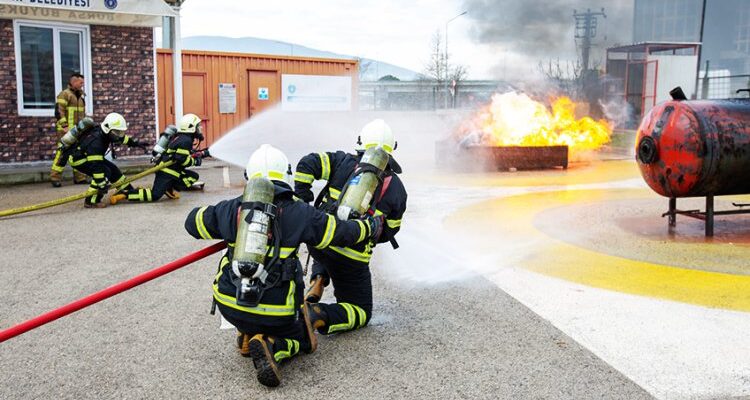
{"left": 101, "top": 113, "right": 127, "bottom": 136}
{"left": 245, "top": 144, "right": 293, "bottom": 187}
{"left": 356, "top": 119, "right": 396, "bottom": 154}
{"left": 178, "top": 113, "right": 202, "bottom": 134}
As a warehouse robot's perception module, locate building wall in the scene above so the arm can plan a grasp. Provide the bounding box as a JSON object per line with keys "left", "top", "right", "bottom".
{"left": 156, "top": 49, "right": 358, "bottom": 147}
{"left": 634, "top": 0, "right": 750, "bottom": 75}
{"left": 0, "top": 19, "right": 155, "bottom": 163}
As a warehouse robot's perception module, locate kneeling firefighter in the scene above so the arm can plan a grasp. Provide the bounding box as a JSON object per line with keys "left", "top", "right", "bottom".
{"left": 111, "top": 113, "right": 210, "bottom": 204}
{"left": 64, "top": 112, "right": 147, "bottom": 208}
{"left": 293, "top": 119, "right": 407, "bottom": 335}
{"left": 184, "top": 144, "right": 383, "bottom": 388}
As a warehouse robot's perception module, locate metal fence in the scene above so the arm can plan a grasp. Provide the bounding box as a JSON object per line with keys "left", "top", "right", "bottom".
{"left": 697, "top": 73, "right": 750, "bottom": 99}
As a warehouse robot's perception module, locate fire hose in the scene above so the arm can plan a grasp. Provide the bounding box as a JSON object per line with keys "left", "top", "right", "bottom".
{"left": 0, "top": 241, "right": 227, "bottom": 343}
{"left": 0, "top": 161, "right": 175, "bottom": 218}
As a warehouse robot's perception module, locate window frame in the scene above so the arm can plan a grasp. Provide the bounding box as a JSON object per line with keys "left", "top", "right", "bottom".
{"left": 13, "top": 20, "right": 93, "bottom": 117}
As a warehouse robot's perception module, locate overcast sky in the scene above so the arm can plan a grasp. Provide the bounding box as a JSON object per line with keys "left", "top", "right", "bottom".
{"left": 178, "top": 0, "right": 633, "bottom": 80}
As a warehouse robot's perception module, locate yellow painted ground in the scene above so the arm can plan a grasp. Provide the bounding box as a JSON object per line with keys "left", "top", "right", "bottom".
{"left": 421, "top": 159, "right": 640, "bottom": 187}
{"left": 444, "top": 169, "right": 750, "bottom": 312}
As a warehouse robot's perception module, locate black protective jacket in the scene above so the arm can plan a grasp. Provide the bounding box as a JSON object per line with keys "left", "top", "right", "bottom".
{"left": 161, "top": 132, "right": 199, "bottom": 173}
{"left": 184, "top": 182, "right": 371, "bottom": 325}
{"left": 294, "top": 150, "right": 407, "bottom": 266}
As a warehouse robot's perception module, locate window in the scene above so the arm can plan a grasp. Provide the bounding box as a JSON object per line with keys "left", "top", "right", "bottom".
{"left": 14, "top": 20, "right": 91, "bottom": 117}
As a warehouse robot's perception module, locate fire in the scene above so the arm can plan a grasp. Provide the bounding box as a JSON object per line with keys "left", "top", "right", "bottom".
{"left": 458, "top": 91, "right": 612, "bottom": 156}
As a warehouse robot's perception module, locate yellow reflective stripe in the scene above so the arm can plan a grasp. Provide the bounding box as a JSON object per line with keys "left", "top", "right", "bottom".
{"left": 315, "top": 215, "right": 336, "bottom": 249}
{"left": 72, "top": 106, "right": 85, "bottom": 111}
{"left": 328, "top": 303, "right": 356, "bottom": 333}
{"left": 51, "top": 164, "right": 64, "bottom": 172}
{"left": 294, "top": 172, "right": 314, "bottom": 184}
{"left": 122, "top": 136, "right": 131, "bottom": 145}
{"left": 69, "top": 157, "right": 87, "bottom": 166}
{"left": 374, "top": 209, "right": 384, "bottom": 216}
{"left": 268, "top": 171, "right": 283, "bottom": 179}
{"left": 365, "top": 143, "right": 393, "bottom": 153}
{"left": 329, "top": 188, "right": 341, "bottom": 200}
{"left": 266, "top": 246, "right": 296, "bottom": 259}
{"left": 87, "top": 155, "right": 104, "bottom": 161}
{"left": 161, "top": 167, "right": 180, "bottom": 178}
{"left": 195, "top": 206, "right": 213, "bottom": 239}
{"left": 68, "top": 109, "right": 75, "bottom": 124}
{"left": 386, "top": 219, "right": 401, "bottom": 228}
{"left": 275, "top": 339, "right": 293, "bottom": 362}
{"left": 355, "top": 304, "right": 367, "bottom": 328}
{"left": 182, "top": 157, "right": 193, "bottom": 167}
{"left": 212, "top": 280, "right": 296, "bottom": 316}
{"left": 356, "top": 220, "right": 367, "bottom": 243}
{"left": 318, "top": 152, "right": 330, "bottom": 181}
{"left": 215, "top": 256, "right": 230, "bottom": 282}
{"left": 328, "top": 244, "right": 372, "bottom": 263}
{"left": 92, "top": 172, "right": 105, "bottom": 179}
{"left": 174, "top": 148, "right": 191, "bottom": 155}
{"left": 56, "top": 98, "right": 68, "bottom": 105}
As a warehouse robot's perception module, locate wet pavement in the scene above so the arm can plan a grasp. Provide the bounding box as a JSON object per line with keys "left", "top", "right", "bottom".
{"left": 1, "top": 111, "right": 748, "bottom": 399}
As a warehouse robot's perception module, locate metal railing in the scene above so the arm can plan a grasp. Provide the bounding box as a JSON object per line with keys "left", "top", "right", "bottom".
{"left": 697, "top": 73, "right": 750, "bottom": 99}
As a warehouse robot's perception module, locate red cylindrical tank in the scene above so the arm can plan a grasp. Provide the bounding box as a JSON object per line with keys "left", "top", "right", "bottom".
{"left": 635, "top": 98, "right": 750, "bottom": 197}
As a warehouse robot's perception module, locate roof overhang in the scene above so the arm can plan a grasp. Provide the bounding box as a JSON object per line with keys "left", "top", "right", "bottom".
{"left": 0, "top": 0, "right": 178, "bottom": 27}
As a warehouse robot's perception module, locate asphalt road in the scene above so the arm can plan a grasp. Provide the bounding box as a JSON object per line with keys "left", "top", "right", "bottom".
{"left": 0, "top": 161, "right": 653, "bottom": 399}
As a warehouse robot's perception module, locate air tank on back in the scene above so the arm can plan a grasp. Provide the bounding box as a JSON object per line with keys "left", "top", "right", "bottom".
{"left": 635, "top": 88, "right": 750, "bottom": 198}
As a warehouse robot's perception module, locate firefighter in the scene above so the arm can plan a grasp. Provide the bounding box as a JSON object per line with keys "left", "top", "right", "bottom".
{"left": 110, "top": 113, "right": 209, "bottom": 205}
{"left": 184, "top": 144, "right": 383, "bottom": 387}
{"left": 51, "top": 73, "right": 88, "bottom": 187}
{"left": 67, "top": 113, "right": 145, "bottom": 208}
{"left": 293, "top": 119, "right": 407, "bottom": 336}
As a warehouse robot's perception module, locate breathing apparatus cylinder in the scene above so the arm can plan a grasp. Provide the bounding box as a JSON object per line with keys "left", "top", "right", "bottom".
{"left": 59, "top": 117, "right": 95, "bottom": 148}
{"left": 152, "top": 125, "right": 177, "bottom": 157}
{"left": 336, "top": 146, "right": 390, "bottom": 221}
{"left": 232, "top": 177, "right": 277, "bottom": 307}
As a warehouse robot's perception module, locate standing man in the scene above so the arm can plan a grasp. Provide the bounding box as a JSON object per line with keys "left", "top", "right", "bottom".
{"left": 51, "top": 73, "right": 88, "bottom": 187}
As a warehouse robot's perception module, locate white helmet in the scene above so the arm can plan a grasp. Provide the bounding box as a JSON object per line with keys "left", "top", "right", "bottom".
{"left": 356, "top": 119, "right": 396, "bottom": 154}
{"left": 245, "top": 144, "right": 293, "bottom": 187}
{"left": 178, "top": 113, "right": 202, "bottom": 134}
{"left": 101, "top": 113, "right": 127, "bottom": 135}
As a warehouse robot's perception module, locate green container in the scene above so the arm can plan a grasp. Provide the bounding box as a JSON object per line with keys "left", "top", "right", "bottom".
{"left": 336, "top": 146, "right": 389, "bottom": 220}
{"left": 233, "top": 177, "right": 275, "bottom": 266}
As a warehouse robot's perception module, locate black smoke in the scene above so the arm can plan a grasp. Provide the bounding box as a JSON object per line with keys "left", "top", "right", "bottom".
{"left": 463, "top": 0, "right": 634, "bottom": 77}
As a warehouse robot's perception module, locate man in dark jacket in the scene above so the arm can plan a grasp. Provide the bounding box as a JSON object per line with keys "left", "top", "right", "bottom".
{"left": 110, "top": 113, "right": 208, "bottom": 204}
{"left": 67, "top": 113, "right": 145, "bottom": 208}
{"left": 184, "top": 144, "right": 383, "bottom": 388}
{"left": 294, "top": 119, "right": 407, "bottom": 336}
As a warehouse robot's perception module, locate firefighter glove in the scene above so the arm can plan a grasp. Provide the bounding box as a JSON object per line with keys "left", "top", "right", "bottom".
{"left": 200, "top": 149, "right": 211, "bottom": 158}
{"left": 192, "top": 155, "right": 203, "bottom": 166}
{"left": 295, "top": 188, "right": 314, "bottom": 203}
{"left": 365, "top": 214, "right": 385, "bottom": 242}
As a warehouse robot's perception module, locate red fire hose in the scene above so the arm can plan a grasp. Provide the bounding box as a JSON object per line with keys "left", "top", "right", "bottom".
{"left": 0, "top": 241, "right": 227, "bottom": 343}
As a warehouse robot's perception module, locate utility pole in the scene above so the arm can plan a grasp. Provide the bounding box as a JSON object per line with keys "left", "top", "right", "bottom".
{"left": 574, "top": 8, "right": 606, "bottom": 72}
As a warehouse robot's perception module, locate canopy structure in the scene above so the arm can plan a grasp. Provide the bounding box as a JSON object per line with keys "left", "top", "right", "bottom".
{"left": 0, "top": 0, "right": 178, "bottom": 27}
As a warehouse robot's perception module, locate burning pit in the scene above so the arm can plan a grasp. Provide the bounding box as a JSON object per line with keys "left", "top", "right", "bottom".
{"left": 437, "top": 91, "right": 613, "bottom": 171}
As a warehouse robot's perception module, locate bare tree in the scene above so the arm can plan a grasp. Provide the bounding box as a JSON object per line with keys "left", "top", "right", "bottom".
{"left": 423, "top": 30, "right": 446, "bottom": 83}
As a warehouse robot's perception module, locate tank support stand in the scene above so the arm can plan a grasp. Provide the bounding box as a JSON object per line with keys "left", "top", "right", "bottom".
{"left": 662, "top": 195, "right": 750, "bottom": 237}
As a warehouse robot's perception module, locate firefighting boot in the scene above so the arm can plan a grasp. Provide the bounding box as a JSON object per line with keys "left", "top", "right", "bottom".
{"left": 305, "top": 275, "right": 327, "bottom": 303}
{"left": 110, "top": 193, "right": 126, "bottom": 205}
{"left": 237, "top": 331, "right": 252, "bottom": 357}
{"left": 301, "top": 303, "right": 319, "bottom": 354}
{"left": 305, "top": 302, "right": 329, "bottom": 335}
{"left": 248, "top": 334, "right": 282, "bottom": 387}
{"left": 165, "top": 188, "right": 181, "bottom": 199}
{"left": 187, "top": 181, "right": 205, "bottom": 191}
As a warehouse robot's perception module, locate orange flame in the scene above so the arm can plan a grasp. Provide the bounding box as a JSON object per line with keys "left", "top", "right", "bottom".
{"left": 459, "top": 92, "right": 612, "bottom": 157}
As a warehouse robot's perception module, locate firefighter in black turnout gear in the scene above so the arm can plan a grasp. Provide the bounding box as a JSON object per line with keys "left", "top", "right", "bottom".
{"left": 111, "top": 113, "right": 209, "bottom": 204}
{"left": 184, "top": 144, "right": 384, "bottom": 388}
{"left": 294, "top": 119, "right": 407, "bottom": 335}
{"left": 65, "top": 113, "right": 145, "bottom": 208}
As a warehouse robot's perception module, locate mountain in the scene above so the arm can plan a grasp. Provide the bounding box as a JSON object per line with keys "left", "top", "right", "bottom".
{"left": 181, "top": 36, "right": 420, "bottom": 82}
